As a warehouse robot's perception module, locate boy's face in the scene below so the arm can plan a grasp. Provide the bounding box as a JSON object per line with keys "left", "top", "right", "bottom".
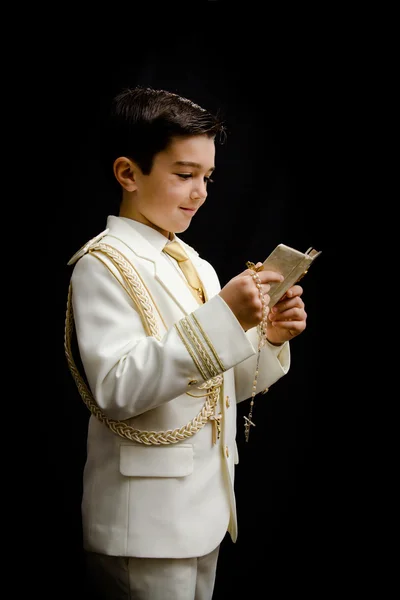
{"left": 123, "top": 135, "right": 215, "bottom": 238}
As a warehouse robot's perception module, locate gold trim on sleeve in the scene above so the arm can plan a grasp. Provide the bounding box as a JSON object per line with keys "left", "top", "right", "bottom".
{"left": 177, "top": 317, "right": 219, "bottom": 379}
{"left": 174, "top": 323, "right": 209, "bottom": 381}
{"left": 190, "top": 313, "right": 225, "bottom": 371}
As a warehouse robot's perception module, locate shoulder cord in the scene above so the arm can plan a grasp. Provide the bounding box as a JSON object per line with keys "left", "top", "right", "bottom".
{"left": 64, "top": 242, "right": 222, "bottom": 446}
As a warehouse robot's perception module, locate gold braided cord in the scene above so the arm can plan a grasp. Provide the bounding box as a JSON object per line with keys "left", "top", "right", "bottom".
{"left": 64, "top": 243, "right": 222, "bottom": 445}
{"left": 90, "top": 243, "right": 163, "bottom": 338}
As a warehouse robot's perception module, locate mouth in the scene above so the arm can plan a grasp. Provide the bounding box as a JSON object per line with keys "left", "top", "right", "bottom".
{"left": 180, "top": 207, "right": 197, "bottom": 214}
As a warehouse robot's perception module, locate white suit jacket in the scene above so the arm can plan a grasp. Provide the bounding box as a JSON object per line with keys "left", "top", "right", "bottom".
{"left": 69, "top": 215, "right": 290, "bottom": 558}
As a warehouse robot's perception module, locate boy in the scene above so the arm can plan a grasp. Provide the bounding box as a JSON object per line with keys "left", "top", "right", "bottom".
{"left": 65, "top": 87, "right": 308, "bottom": 599}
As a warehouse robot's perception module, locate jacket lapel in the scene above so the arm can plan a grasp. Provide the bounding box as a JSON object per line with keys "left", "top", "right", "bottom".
{"left": 105, "top": 216, "right": 202, "bottom": 315}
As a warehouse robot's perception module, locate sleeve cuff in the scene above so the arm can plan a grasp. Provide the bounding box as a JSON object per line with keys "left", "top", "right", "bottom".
{"left": 175, "top": 294, "right": 257, "bottom": 379}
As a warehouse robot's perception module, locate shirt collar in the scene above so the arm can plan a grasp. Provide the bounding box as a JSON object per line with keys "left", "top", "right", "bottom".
{"left": 118, "top": 217, "right": 177, "bottom": 252}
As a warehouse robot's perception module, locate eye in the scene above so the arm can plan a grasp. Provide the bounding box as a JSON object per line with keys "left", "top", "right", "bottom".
{"left": 176, "top": 173, "right": 214, "bottom": 183}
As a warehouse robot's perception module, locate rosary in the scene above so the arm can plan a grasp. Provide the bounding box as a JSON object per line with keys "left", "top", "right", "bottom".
{"left": 244, "top": 262, "right": 269, "bottom": 442}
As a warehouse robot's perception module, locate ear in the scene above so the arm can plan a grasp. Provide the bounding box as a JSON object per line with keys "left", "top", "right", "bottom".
{"left": 113, "top": 157, "right": 139, "bottom": 192}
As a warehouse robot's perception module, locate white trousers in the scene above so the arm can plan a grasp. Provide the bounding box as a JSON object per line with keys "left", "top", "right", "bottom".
{"left": 84, "top": 545, "right": 220, "bottom": 600}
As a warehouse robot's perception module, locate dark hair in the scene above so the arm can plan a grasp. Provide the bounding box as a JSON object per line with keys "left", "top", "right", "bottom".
{"left": 106, "top": 86, "right": 226, "bottom": 176}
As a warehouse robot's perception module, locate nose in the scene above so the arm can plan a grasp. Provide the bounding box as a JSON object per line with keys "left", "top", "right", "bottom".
{"left": 190, "top": 179, "right": 208, "bottom": 202}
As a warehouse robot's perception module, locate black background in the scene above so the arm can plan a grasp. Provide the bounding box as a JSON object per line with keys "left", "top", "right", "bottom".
{"left": 39, "top": 10, "right": 360, "bottom": 599}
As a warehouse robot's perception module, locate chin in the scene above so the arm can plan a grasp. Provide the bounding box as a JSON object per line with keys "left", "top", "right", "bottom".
{"left": 170, "top": 218, "right": 191, "bottom": 234}
{"left": 174, "top": 224, "right": 191, "bottom": 234}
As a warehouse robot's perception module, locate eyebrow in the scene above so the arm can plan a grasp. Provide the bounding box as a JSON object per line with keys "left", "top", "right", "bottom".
{"left": 173, "top": 161, "right": 215, "bottom": 172}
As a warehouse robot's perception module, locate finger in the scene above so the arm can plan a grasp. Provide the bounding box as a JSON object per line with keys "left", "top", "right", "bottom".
{"left": 272, "top": 296, "right": 305, "bottom": 313}
{"left": 242, "top": 267, "right": 284, "bottom": 284}
{"left": 284, "top": 284, "right": 303, "bottom": 298}
{"left": 241, "top": 268, "right": 256, "bottom": 277}
{"left": 270, "top": 319, "right": 307, "bottom": 335}
{"left": 257, "top": 270, "right": 284, "bottom": 284}
{"left": 261, "top": 284, "right": 271, "bottom": 296}
{"left": 269, "top": 307, "right": 307, "bottom": 322}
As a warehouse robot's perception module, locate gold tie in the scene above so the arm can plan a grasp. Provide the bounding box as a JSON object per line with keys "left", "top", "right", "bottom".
{"left": 163, "top": 241, "right": 205, "bottom": 304}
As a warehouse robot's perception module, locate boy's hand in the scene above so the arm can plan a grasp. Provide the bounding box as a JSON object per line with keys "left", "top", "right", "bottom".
{"left": 266, "top": 285, "right": 307, "bottom": 344}
{"left": 219, "top": 264, "right": 284, "bottom": 331}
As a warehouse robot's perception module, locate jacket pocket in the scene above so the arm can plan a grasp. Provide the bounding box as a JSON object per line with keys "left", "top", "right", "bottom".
{"left": 119, "top": 444, "right": 194, "bottom": 478}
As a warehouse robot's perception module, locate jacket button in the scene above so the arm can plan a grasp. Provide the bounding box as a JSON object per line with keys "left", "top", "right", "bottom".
{"left": 225, "top": 446, "right": 229, "bottom": 458}
{"left": 188, "top": 379, "right": 198, "bottom": 386}
{"left": 225, "top": 395, "right": 230, "bottom": 408}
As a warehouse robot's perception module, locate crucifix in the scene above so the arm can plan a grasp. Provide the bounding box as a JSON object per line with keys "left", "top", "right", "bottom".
{"left": 244, "top": 415, "right": 256, "bottom": 442}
